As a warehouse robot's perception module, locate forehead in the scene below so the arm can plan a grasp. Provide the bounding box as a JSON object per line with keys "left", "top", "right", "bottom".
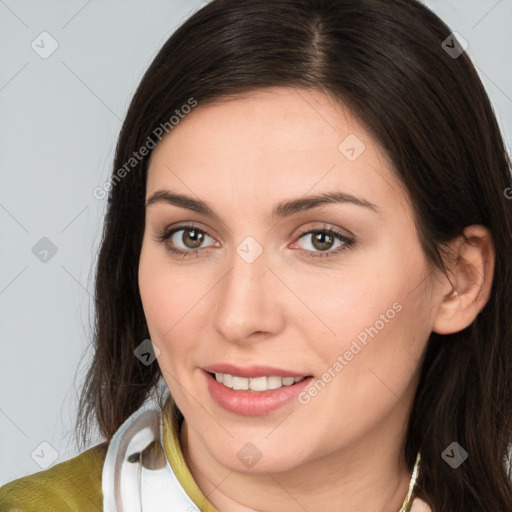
{"left": 150, "top": 87, "right": 363, "bottom": 164}
{"left": 146, "top": 87, "right": 409, "bottom": 218}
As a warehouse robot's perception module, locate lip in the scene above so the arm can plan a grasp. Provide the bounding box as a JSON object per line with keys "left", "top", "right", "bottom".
{"left": 202, "top": 369, "right": 314, "bottom": 416}
{"left": 202, "top": 363, "right": 309, "bottom": 379}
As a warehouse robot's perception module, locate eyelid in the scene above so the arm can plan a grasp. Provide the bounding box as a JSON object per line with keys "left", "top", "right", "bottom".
{"left": 156, "top": 228, "right": 216, "bottom": 249}
{"left": 153, "top": 223, "right": 218, "bottom": 260}
{"left": 292, "top": 222, "right": 353, "bottom": 241}
{"left": 154, "top": 221, "right": 355, "bottom": 259}
{"left": 155, "top": 220, "right": 218, "bottom": 242}
{"left": 297, "top": 221, "right": 356, "bottom": 240}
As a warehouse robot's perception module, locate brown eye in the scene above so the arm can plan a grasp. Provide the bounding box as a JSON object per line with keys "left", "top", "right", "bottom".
{"left": 164, "top": 226, "right": 215, "bottom": 253}
{"left": 310, "top": 232, "right": 336, "bottom": 251}
{"left": 296, "top": 230, "right": 344, "bottom": 253}
{"left": 179, "top": 228, "right": 205, "bottom": 249}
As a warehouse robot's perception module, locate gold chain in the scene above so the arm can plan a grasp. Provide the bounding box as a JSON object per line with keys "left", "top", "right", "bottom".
{"left": 398, "top": 452, "right": 421, "bottom": 512}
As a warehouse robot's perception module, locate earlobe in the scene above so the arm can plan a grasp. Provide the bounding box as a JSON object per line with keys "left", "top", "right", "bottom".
{"left": 432, "top": 225, "right": 495, "bottom": 335}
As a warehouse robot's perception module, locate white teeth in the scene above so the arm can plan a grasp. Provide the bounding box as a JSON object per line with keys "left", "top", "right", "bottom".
{"left": 223, "top": 374, "right": 233, "bottom": 388}
{"left": 232, "top": 376, "right": 249, "bottom": 390}
{"left": 266, "top": 376, "right": 282, "bottom": 389}
{"left": 213, "top": 373, "right": 306, "bottom": 391}
{"left": 249, "top": 376, "right": 267, "bottom": 391}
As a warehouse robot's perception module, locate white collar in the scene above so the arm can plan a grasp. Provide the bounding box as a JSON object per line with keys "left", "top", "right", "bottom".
{"left": 101, "top": 404, "right": 431, "bottom": 512}
{"left": 102, "top": 404, "right": 199, "bottom": 511}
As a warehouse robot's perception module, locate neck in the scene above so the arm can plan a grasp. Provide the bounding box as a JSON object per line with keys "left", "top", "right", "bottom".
{"left": 179, "top": 411, "right": 414, "bottom": 512}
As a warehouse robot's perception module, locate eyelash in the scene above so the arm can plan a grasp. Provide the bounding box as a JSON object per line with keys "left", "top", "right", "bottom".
{"left": 155, "top": 223, "right": 356, "bottom": 260}
{"left": 295, "top": 225, "right": 356, "bottom": 259}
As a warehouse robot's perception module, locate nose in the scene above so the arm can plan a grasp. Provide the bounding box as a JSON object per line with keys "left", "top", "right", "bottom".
{"left": 213, "top": 245, "right": 285, "bottom": 344}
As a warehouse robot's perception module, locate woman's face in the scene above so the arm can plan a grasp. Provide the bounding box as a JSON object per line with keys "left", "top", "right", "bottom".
{"left": 139, "top": 87, "right": 444, "bottom": 473}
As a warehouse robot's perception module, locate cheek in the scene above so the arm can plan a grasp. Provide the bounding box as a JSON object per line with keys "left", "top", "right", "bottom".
{"left": 288, "top": 255, "right": 406, "bottom": 356}
{"left": 138, "top": 243, "right": 202, "bottom": 356}
{"left": 298, "top": 298, "right": 428, "bottom": 450}
{"left": 302, "top": 244, "right": 432, "bottom": 408}
{"left": 322, "top": 238, "right": 429, "bottom": 349}
{"left": 138, "top": 249, "right": 206, "bottom": 410}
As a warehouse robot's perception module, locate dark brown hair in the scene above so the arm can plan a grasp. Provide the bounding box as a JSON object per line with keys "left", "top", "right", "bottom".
{"left": 76, "top": 0, "right": 512, "bottom": 509}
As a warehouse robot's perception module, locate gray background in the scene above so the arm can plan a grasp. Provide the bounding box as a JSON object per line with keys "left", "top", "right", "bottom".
{"left": 1, "top": 0, "right": 511, "bottom": 485}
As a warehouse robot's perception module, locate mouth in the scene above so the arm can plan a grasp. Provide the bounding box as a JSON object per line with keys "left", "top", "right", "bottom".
{"left": 206, "top": 371, "right": 310, "bottom": 392}
{"left": 202, "top": 367, "right": 314, "bottom": 416}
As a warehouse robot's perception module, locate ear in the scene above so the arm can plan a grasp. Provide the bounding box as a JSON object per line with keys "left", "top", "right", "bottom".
{"left": 432, "top": 225, "right": 495, "bottom": 335}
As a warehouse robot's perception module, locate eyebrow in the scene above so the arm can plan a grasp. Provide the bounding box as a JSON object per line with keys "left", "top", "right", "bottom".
{"left": 271, "top": 191, "right": 380, "bottom": 218}
{"left": 145, "top": 189, "right": 380, "bottom": 219}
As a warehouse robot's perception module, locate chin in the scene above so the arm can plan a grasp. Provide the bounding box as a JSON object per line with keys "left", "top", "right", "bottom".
{"left": 206, "top": 439, "right": 311, "bottom": 475}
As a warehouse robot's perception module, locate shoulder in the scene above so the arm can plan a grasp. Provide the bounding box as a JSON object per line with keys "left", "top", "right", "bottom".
{"left": 0, "top": 441, "right": 108, "bottom": 512}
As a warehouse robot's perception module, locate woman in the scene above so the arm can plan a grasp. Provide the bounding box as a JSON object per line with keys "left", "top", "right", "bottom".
{"left": 1, "top": 0, "right": 511, "bottom": 510}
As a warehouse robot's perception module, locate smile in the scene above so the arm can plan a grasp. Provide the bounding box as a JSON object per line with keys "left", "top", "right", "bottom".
{"left": 213, "top": 373, "right": 305, "bottom": 391}
{"left": 202, "top": 368, "right": 313, "bottom": 416}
